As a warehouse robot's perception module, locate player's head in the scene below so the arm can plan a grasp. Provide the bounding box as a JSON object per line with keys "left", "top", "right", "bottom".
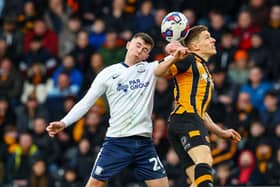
{"left": 126, "top": 32, "right": 154, "bottom": 62}
{"left": 183, "top": 25, "right": 216, "bottom": 59}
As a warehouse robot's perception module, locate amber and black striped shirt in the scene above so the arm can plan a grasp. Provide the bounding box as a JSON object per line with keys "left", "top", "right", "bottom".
{"left": 169, "top": 53, "right": 214, "bottom": 119}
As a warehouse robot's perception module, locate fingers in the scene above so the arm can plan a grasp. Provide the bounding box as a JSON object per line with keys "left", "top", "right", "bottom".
{"left": 46, "top": 122, "right": 60, "bottom": 138}
{"left": 175, "top": 47, "right": 189, "bottom": 58}
{"left": 230, "top": 130, "right": 241, "bottom": 142}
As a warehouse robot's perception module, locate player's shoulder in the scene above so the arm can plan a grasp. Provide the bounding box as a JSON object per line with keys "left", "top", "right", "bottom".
{"left": 99, "top": 63, "right": 123, "bottom": 74}
{"left": 138, "top": 60, "right": 159, "bottom": 68}
{"left": 185, "top": 53, "right": 196, "bottom": 63}
{"left": 135, "top": 61, "right": 159, "bottom": 72}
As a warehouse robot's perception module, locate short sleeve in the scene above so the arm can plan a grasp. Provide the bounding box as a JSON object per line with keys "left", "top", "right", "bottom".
{"left": 174, "top": 55, "right": 194, "bottom": 73}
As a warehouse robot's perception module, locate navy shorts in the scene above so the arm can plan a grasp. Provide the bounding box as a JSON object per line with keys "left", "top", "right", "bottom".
{"left": 91, "top": 136, "right": 166, "bottom": 181}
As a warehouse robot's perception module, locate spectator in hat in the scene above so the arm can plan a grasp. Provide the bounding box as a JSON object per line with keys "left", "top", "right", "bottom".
{"left": 228, "top": 49, "right": 250, "bottom": 85}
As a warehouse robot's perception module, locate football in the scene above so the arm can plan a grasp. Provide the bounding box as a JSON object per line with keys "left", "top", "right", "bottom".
{"left": 161, "top": 11, "right": 190, "bottom": 42}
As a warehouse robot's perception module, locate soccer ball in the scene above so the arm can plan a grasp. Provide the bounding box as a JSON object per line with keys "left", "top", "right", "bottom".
{"left": 161, "top": 11, "right": 190, "bottom": 42}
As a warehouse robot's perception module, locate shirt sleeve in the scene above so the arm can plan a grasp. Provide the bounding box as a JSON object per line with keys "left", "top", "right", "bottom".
{"left": 170, "top": 55, "right": 194, "bottom": 76}
{"left": 61, "top": 70, "right": 107, "bottom": 127}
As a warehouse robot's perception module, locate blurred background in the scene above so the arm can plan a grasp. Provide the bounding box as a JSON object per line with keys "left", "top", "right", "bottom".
{"left": 0, "top": 0, "right": 280, "bottom": 186}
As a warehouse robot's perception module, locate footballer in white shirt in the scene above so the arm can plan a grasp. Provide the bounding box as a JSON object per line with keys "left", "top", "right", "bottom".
{"left": 46, "top": 32, "right": 188, "bottom": 187}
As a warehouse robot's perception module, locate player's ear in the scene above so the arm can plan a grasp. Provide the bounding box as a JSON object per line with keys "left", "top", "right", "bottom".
{"left": 190, "top": 42, "right": 199, "bottom": 51}
{"left": 126, "top": 41, "right": 131, "bottom": 50}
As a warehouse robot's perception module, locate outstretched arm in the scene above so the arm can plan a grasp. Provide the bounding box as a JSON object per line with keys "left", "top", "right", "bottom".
{"left": 154, "top": 41, "right": 188, "bottom": 77}
{"left": 203, "top": 113, "right": 241, "bottom": 143}
{"left": 46, "top": 71, "right": 107, "bottom": 137}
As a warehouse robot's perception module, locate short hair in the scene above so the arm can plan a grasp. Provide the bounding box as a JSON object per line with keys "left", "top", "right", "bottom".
{"left": 183, "top": 25, "right": 208, "bottom": 47}
{"left": 132, "top": 32, "right": 154, "bottom": 49}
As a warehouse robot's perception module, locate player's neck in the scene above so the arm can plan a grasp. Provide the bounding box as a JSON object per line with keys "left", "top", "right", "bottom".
{"left": 194, "top": 52, "right": 209, "bottom": 62}
{"left": 124, "top": 57, "right": 138, "bottom": 66}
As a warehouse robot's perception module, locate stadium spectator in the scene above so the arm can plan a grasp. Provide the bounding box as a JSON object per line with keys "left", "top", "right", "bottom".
{"left": 17, "top": 1, "right": 37, "bottom": 33}
{"left": 244, "top": 120, "right": 266, "bottom": 152}
{"left": 20, "top": 35, "right": 57, "bottom": 76}
{"left": 247, "top": 0, "right": 270, "bottom": 27}
{"left": 44, "top": 0, "right": 70, "bottom": 35}
{"left": 0, "top": 96, "right": 16, "bottom": 138}
{"left": 164, "top": 148, "right": 186, "bottom": 187}
{"left": 262, "top": 4, "right": 280, "bottom": 80}
{"left": 69, "top": 138, "right": 95, "bottom": 185}
{"left": 228, "top": 49, "right": 250, "bottom": 85}
{"left": 241, "top": 66, "right": 272, "bottom": 111}
{"left": 152, "top": 117, "right": 170, "bottom": 160}
{"left": 88, "top": 19, "right": 106, "bottom": 50}
{"left": 60, "top": 167, "right": 81, "bottom": 187}
{"left": 31, "top": 117, "right": 60, "bottom": 171}
{"left": 182, "top": 9, "right": 197, "bottom": 28}
{"left": 208, "top": 10, "right": 228, "bottom": 44}
{"left": 153, "top": 77, "right": 173, "bottom": 119}
{"left": 72, "top": 111, "right": 106, "bottom": 148}
{"left": 265, "top": 147, "right": 280, "bottom": 185}
{"left": 209, "top": 30, "right": 236, "bottom": 72}
{"left": 29, "top": 159, "right": 54, "bottom": 187}
{"left": 233, "top": 9, "right": 261, "bottom": 50}
{"left": 21, "top": 63, "right": 52, "bottom": 104}
{"left": 0, "top": 57, "right": 23, "bottom": 102}
{"left": 24, "top": 18, "right": 58, "bottom": 56}
{"left": 133, "top": 0, "right": 155, "bottom": 33}
{"left": 81, "top": 52, "right": 104, "bottom": 94}
{"left": 209, "top": 68, "right": 239, "bottom": 122}
{"left": 226, "top": 92, "right": 259, "bottom": 132}
{"left": 98, "top": 30, "right": 126, "bottom": 66}
{"left": 0, "top": 16, "right": 24, "bottom": 60}
{"left": 52, "top": 55, "right": 83, "bottom": 91}
{"left": 59, "top": 14, "right": 81, "bottom": 58}
{"left": 248, "top": 33, "right": 270, "bottom": 76}
{"left": 214, "top": 163, "right": 234, "bottom": 186}
{"left": 105, "top": 0, "right": 133, "bottom": 40}
{"left": 15, "top": 94, "right": 49, "bottom": 132}
{"left": 211, "top": 135, "right": 237, "bottom": 166}
{"left": 260, "top": 90, "right": 280, "bottom": 134}
{"left": 232, "top": 150, "right": 262, "bottom": 186}
{"left": 9, "top": 132, "right": 40, "bottom": 187}
{"left": 70, "top": 30, "right": 94, "bottom": 72}
{"left": 47, "top": 72, "right": 80, "bottom": 98}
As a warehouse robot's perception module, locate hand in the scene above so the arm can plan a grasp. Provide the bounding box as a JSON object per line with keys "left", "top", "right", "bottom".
{"left": 165, "top": 41, "right": 184, "bottom": 55}
{"left": 219, "top": 129, "right": 241, "bottom": 143}
{"left": 173, "top": 47, "right": 189, "bottom": 60}
{"left": 46, "top": 121, "right": 66, "bottom": 138}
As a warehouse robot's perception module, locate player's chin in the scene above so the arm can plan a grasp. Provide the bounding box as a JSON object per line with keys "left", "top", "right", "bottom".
{"left": 211, "top": 49, "right": 217, "bottom": 56}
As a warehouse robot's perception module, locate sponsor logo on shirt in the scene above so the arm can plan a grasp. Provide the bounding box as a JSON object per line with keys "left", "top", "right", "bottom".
{"left": 117, "top": 79, "right": 149, "bottom": 92}
{"left": 112, "top": 74, "right": 120, "bottom": 79}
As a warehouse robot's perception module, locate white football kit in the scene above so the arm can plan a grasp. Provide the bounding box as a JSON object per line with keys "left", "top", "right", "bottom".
{"left": 61, "top": 61, "right": 159, "bottom": 137}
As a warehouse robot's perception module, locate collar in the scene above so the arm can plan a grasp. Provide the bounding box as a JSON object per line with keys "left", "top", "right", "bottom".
{"left": 121, "top": 62, "right": 129, "bottom": 68}
{"left": 191, "top": 53, "right": 207, "bottom": 64}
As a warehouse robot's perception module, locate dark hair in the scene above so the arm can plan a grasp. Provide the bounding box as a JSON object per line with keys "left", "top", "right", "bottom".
{"left": 183, "top": 25, "right": 208, "bottom": 47}
{"left": 265, "top": 90, "right": 278, "bottom": 98}
{"left": 132, "top": 32, "right": 154, "bottom": 48}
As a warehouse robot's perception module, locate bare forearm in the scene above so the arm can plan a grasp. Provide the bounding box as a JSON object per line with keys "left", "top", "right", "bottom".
{"left": 203, "top": 113, "right": 224, "bottom": 136}
{"left": 204, "top": 113, "right": 242, "bottom": 142}
{"left": 154, "top": 55, "right": 176, "bottom": 77}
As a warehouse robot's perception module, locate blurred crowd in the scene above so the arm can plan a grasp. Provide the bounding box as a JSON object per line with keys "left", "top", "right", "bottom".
{"left": 0, "top": 0, "right": 280, "bottom": 186}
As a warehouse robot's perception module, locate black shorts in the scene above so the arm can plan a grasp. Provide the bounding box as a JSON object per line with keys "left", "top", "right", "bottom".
{"left": 168, "top": 113, "right": 210, "bottom": 169}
